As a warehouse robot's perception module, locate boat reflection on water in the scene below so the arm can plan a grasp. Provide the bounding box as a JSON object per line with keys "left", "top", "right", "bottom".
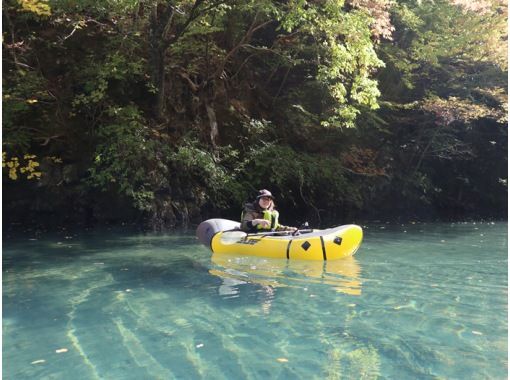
{"left": 209, "top": 253, "right": 362, "bottom": 296}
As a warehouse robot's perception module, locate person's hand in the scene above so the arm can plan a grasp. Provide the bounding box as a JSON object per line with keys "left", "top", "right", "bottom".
{"left": 253, "top": 219, "right": 270, "bottom": 228}
{"left": 289, "top": 227, "right": 300, "bottom": 236}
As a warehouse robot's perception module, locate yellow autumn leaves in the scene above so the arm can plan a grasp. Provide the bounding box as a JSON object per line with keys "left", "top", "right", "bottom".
{"left": 17, "top": 0, "right": 51, "bottom": 17}
{"left": 2, "top": 152, "right": 43, "bottom": 180}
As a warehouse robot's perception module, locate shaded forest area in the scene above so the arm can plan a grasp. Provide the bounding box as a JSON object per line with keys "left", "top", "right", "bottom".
{"left": 3, "top": 0, "right": 508, "bottom": 230}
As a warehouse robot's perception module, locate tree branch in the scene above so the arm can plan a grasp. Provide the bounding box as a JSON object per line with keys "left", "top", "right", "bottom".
{"left": 213, "top": 18, "right": 273, "bottom": 79}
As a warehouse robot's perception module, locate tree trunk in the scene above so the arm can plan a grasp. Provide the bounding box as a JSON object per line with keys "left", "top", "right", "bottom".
{"left": 149, "top": 24, "right": 168, "bottom": 121}
{"left": 149, "top": 4, "right": 172, "bottom": 121}
{"left": 205, "top": 102, "right": 218, "bottom": 148}
{"left": 154, "top": 50, "right": 166, "bottom": 120}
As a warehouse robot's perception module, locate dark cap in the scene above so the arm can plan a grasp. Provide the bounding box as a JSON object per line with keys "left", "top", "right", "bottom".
{"left": 256, "top": 189, "right": 274, "bottom": 199}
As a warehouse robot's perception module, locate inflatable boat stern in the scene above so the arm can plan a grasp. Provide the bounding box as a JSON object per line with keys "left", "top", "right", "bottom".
{"left": 196, "top": 218, "right": 240, "bottom": 247}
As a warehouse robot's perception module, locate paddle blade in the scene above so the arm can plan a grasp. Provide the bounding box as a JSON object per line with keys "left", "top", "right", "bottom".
{"left": 219, "top": 231, "right": 247, "bottom": 245}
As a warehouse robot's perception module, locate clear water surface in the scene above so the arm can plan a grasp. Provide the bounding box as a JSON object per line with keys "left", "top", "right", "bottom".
{"left": 3, "top": 222, "right": 507, "bottom": 379}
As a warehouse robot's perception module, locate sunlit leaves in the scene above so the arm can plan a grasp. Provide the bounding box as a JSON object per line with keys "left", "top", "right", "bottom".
{"left": 279, "top": 2, "right": 385, "bottom": 128}
{"left": 394, "top": 0, "right": 507, "bottom": 69}
{"left": 381, "top": 0, "right": 507, "bottom": 112}
{"left": 348, "top": 0, "right": 394, "bottom": 41}
{"left": 422, "top": 96, "right": 507, "bottom": 126}
{"left": 17, "top": 0, "right": 51, "bottom": 16}
{"left": 2, "top": 153, "right": 42, "bottom": 180}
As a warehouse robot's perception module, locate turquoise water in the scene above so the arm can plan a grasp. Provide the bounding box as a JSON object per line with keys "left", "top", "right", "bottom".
{"left": 3, "top": 222, "right": 507, "bottom": 379}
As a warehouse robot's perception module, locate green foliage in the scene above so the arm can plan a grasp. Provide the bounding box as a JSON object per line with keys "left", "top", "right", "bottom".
{"left": 3, "top": 70, "right": 52, "bottom": 151}
{"left": 48, "top": 0, "right": 139, "bottom": 15}
{"left": 170, "top": 140, "right": 241, "bottom": 208}
{"left": 72, "top": 50, "right": 145, "bottom": 111}
{"left": 279, "top": 1, "right": 385, "bottom": 128}
{"left": 370, "top": 0, "right": 508, "bottom": 217}
{"left": 2, "top": 0, "right": 507, "bottom": 227}
{"left": 381, "top": 0, "right": 507, "bottom": 101}
{"left": 87, "top": 105, "right": 160, "bottom": 210}
{"left": 88, "top": 104, "right": 239, "bottom": 213}
{"left": 240, "top": 144, "right": 364, "bottom": 220}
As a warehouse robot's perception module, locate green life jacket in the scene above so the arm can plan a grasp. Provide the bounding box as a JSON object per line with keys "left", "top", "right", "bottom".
{"left": 258, "top": 209, "right": 279, "bottom": 231}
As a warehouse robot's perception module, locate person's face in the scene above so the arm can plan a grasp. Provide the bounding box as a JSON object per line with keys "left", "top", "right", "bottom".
{"left": 258, "top": 196, "right": 273, "bottom": 209}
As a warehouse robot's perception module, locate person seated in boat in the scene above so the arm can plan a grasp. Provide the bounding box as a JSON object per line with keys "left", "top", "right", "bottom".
{"left": 240, "top": 189, "right": 297, "bottom": 233}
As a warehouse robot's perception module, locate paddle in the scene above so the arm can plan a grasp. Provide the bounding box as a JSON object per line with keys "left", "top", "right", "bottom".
{"left": 219, "top": 230, "right": 249, "bottom": 245}
{"left": 219, "top": 230, "right": 287, "bottom": 245}
{"left": 219, "top": 228, "right": 313, "bottom": 245}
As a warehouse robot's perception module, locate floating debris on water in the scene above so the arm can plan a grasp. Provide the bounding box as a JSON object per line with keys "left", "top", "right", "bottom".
{"left": 394, "top": 300, "right": 417, "bottom": 310}
{"left": 174, "top": 318, "right": 189, "bottom": 327}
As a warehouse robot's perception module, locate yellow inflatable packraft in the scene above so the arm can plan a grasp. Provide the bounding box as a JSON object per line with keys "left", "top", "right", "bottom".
{"left": 196, "top": 219, "right": 363, "bottom": 260}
